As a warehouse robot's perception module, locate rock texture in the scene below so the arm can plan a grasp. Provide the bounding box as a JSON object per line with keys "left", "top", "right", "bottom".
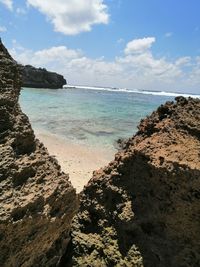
{"left": 20, "top": 65, "right": 66, "bottom": 89}
{"left": 65, "top": 97, "right": 200, "bottom": 267}
{"left": 0, "top": 41, "right": 77, "bottom": 266}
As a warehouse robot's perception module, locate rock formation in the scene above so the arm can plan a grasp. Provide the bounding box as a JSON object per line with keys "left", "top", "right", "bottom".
{"left": 0, "top": 41, "right": 77, "bottom": 266}
{"left": 65, "top": 97, "right": 200, "bottom": 267}
{"left": 20, "top": 65, "right": 66, "bottom": 89}
{"left": 1, "top": 38, "right": 200, "bottom": 267}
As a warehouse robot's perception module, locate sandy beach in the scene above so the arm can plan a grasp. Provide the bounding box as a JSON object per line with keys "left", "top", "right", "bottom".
{"left": 36, "top": 131, "right": 115, "bottom": 193}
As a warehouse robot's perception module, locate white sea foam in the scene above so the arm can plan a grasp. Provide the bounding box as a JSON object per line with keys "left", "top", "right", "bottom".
{"left": 64, "top": 85, "right": 200, "bottom": 98}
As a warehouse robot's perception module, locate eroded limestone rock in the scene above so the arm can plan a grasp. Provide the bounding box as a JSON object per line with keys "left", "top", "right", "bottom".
{"left": 66, "top": 97, "right": 200, "bottom": 267}
{"left": 0, "top": 40, "right": 77, "bottom": 267}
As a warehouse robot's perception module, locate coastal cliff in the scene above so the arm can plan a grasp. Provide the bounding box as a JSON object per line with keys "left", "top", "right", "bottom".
{"left": 0, "top": 41, "right": 77, "bottom": 266}
{"left": 20, "top": 65, "right": 66, "bottom": 89}
{"left": 65, "top": 97, "right": 200, "bottom": 266}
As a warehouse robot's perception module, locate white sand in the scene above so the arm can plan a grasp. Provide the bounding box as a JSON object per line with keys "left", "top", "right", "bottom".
{"left": 36, "top": 132, "right": 115, "bottom": 193}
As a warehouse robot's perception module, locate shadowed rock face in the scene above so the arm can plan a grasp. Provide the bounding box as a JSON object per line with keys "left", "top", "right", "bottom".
{"left": 65, "top": 97, "right": 200, "bottom": 267}
{"left": 20, "top": 65, "right": 66, "bottom": 89}
{"left": 0, "top": 41, "right": 77, "bottom": 266}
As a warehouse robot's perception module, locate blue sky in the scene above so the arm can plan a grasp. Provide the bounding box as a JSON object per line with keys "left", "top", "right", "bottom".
{"left": 0, "top": 0, "right": 200, "bottom": 93}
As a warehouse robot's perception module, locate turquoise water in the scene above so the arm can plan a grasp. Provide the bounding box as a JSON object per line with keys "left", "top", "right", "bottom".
{"left": 19, "top": 87, "right": 175, "bottom": 150}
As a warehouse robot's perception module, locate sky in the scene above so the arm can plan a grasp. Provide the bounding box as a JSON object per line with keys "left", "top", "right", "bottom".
{"left": 0, "top": 0, "right": 200, "bottom": 94}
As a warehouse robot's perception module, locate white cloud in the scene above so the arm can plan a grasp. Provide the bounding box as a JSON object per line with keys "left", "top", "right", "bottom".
{"left": 124, "top": 37, "right": 155, "bottom": 55}
{"left": 175, "top": 57, "right": 191, "bottom": 67}
{"left": 117, "top": 52, "right": 182, "bottom": 80}
{"left": 185, "top": 57, "right": 200, "bottom": 88}
{"left": 26, "top": 0, "right": 109, "bottom": 35}
{"left": 9, "top": 38, "right": 200, "bottom": 94}
{"left": 0, "top": 25, "right": 7, "bottom": 32}
{"left": 0, "top": 0, "right": 13, "bottom": 10}
{"left": 10, "top": 45, "right": 81, "bottom": 68}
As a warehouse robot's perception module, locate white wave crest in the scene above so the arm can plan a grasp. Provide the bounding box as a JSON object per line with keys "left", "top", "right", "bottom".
{"left": 64, "top": 85, "right": 200, "bottom": 98}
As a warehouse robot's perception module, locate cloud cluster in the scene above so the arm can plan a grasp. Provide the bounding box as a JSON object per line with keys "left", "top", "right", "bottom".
{"left": 0, "top": 0, "right": 109, "bottom": 35}
{"left": 124, "top": 37, "right": 155, "bottom": 54}
{"left": 26, "top": 0, "right": 109, "bottom": 35}
{"left": 0, "top": 0, "right": 13, "bottom": 10}
{"left": 10, "top": 37, "right": 199, "bottom": 93}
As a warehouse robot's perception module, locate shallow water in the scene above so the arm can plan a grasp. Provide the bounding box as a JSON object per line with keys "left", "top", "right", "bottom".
{"left": 20, "top": 87, "right": 175, "bottom": 150}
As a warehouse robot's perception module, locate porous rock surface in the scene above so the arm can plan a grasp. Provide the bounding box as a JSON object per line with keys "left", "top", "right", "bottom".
{"left": 66, "top": 97, "right": 200, "bottom": 267}
{"left": 20, "top": 64, "right": 66, "bottom": 89}
{"left": 0, "top": 41, "right": 77, "bottom": 266}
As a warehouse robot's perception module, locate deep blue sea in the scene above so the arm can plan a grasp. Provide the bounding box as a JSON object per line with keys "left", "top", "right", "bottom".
{"left": 19, "top": 86, "right": 200, "bottom": 150}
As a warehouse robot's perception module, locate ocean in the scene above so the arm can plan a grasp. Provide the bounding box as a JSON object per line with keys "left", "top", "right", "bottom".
{"left": 19, "top": 86, "right": 200, "bottom": 151}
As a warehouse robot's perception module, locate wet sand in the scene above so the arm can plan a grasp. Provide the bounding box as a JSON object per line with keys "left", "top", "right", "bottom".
{"left": 36, "top": 132, "right": 115, "bottom": 193}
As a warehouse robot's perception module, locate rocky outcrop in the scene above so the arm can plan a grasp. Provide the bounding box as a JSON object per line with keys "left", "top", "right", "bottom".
{"left": 1, "top": 38, "right": 200, "bottom": 267}
{"left": 20, "top": 65, "right": 66, "bottom": 89}
{"left": 65, "top": 97, "right": 200, "bottom": 267}
{"left": 0, "top": 41, "right": 77, "bottom": 266}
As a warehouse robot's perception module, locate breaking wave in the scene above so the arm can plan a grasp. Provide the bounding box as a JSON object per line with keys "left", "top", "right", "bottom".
{"left": 64, "top": 85, "right": 200, "bottom": 98}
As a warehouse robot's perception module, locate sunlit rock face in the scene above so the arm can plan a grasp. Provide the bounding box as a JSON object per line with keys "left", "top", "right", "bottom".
{"left": 0, "top": 40, "right": 77, "bottom": 267}
{"left": 65, "top": 96, "right": 200, "bottom": 267}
